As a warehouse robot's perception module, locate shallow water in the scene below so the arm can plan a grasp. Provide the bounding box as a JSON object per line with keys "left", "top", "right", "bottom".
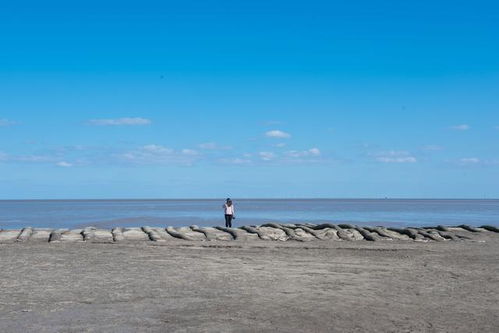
{"left": 1, "top": 199, "right": 498, "bottom": 229}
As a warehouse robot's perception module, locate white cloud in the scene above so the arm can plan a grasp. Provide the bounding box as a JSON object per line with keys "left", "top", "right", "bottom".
{"left": 220, "top": 157, "right": 252, "bottom": 165}
{"left": 371, "top": 151, "right": 417, "bottom": 163}
{"left": 285, "top": 148, "right": 321, "bottom": 158}
{"left": 376, "top": 156, "right": 417, "bottom": 163}
{"left": 451, "top": 124, "right": 470, "bottom": 131}
{"left": 142, "top": 144, "right": 173, "bottom": 153}
{"left": 0, "top": 152, "right": 58, "bottom": 164}
{"left": 88, "top": 117, "right": 151, "bottom": 126}
{"left": 265, "top": 130, "right": 291, "bottom": 139}
{"left": 56, "top": 161, "right": 73, "bottom": 167}
{"left": 199, "top": 142, "right": 217, "bottom": 149}
{"left": 309, "top": 148, "right": 321, "bottom": 156}
{"left": 198, "top": 142, "right": 231, "bottom": 150}
{"left": 181, "top": 149, "right": 198, "bottom": 155}
{"left": 0, "top": 119, "right": 15, "bottom": 127}
{"left": 15, "top": 155, "right": 54, "bottom": 162}
{"left": 277, "top": 148, "right": 325, "bottom": 165}
{"left": 272, "top": 143, "right": 287, "bottom": 148}
{"left": 458, "top": 157, "right": 480, "bottom": 165}
{"left": 453, "top": 158, "right": 499, "bottom": 167}
{"left": 119, "top": 144, "right": 198, "bottom": 165}
{"left": 259, "top": 151, "right": 275, "bottom": 161}
{"left": 420, "top": 145, "right": 443, "bottom": 151}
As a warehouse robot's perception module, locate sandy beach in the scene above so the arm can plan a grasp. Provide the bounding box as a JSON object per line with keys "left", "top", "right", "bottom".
{"left": 1, "top": 230, "right": 498, "bottom": 332}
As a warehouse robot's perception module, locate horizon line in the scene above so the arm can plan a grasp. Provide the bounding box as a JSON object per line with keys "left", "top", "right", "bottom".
{"left": 0, "top": 197, "right": 498, "bottom": 201}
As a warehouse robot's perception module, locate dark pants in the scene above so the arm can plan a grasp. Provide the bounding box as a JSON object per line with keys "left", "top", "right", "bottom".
{"left": 225, "top": 214, "right": 233, "bottom": 228}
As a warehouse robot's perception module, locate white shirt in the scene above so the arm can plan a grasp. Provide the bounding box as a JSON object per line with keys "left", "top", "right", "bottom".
{"left": 224, "top": 203, "right": 235, "bottom": 215}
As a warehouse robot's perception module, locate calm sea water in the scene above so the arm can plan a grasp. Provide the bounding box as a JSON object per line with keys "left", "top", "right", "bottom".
{"left": 0, "top": 199, "right": 498, "bottom": 230}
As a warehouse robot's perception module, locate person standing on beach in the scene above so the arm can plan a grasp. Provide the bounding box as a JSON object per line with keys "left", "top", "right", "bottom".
{"left": 223, "top": 198, "right": 235, "bottom": 228}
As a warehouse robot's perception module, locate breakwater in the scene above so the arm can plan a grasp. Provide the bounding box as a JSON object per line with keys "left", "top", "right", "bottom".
{"left": 1, "top": 223, "right": 498, "bottom": 243}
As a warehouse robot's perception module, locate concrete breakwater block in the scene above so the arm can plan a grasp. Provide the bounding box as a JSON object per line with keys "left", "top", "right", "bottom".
{"left": 94, "top": 229, "right": 114, "bottom": 242}
{"left": 370, "top": 227, "right": 410, "bottom": 240}
{"left": 175, "top": 227, "right": 207, "bottom": 241}
{"left": 215, "top": 226, "right": 253, "bottom": 241}
{"left": 190, "top": 225, "right": 217, "bottom": 240}
{"left": 81, "top": 227, "right": 114, "bottom": 243}
{"left": 111, "top": 227, "right": 125, "bottom": 242}
{"left": 426, "top": 230, "right": 447, "bottom": 241}
{"left": 48, "top": 229, "right": 68, "bottom": 242}
{"left": 241, "top": 230, "right": 260, "bottom": 241}
{"left": 294, "top": 225, "right": 339, "bottom": 241}
{"left": 271, "top": 224, "right": 319, "bottom": 242}
{"left": 234, "top": 228, "right": 260, "bottom": 241}
{"left": 198, "top": 227, "right": 233, "bottom": 241}
{"left": 458, "top": 225, "right": 482, "bottom": 232}
{"left": 309, "top": 227, "right": 340, "bottom": 240}
{"left": 60, "top": 229, "right": 84, "bottom": 242}
{"left": 122, "top": 228, "right": 150, "bottom": 241}
{"left": 352, "top": 226, "right": 382, "bottom": 241}
{"left": 343, "top": 228, "right": 364, "bottom": 241}
{"left": 255, "top": 226, "right": 288, "bottom": 241}
{"left": 291, "top": 228, "right": 317, "bottom": 241}
{"left": 481, "top": 225, "right": 499, "bottom": 232}
{"left": 261, "top": 223, "right": 301, "bottom": 240}
{"left": 407, "top": 228, "right": 428, "bottom": 242}
{"left": 30, "top": 229, "right": 53, "bottom": 242}
{"left": 239, "top": 225, "right": 267, "bottom": 239}
{"left": 416, "top": 229, "right": 444, "bottom": 241}
{"left": 0, "top": 230, "right": 21, "bottom": 243}
{"left": 152, "top": 227, "right": 177, "bottom": 241}
{"left": 17, "top": 227, "right": 33, "bottom": 242}
{"left": 165, "top": 226, "right": 199, "bottom": 241}
{"left": 142, "top": 226, "right": 173, "bottom": 242}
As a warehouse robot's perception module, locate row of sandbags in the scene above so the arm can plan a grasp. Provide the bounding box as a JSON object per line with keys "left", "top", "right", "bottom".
{"left": 0, "top": 223, "right": 497, "bottom": 243}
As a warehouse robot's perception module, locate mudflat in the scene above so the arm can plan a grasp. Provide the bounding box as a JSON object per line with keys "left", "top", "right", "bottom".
{"left": 1, "top": 234, "right": 498, "bottom": 332}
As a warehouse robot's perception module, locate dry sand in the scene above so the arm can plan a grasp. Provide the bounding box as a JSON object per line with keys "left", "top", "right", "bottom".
{"left": 1, "top": 233, "right": 498, "bottom": 332}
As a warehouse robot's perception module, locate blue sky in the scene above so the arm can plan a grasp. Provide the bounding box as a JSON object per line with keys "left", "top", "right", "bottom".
{"left": 1, "top": 0, "right": 498, "bottom": 199}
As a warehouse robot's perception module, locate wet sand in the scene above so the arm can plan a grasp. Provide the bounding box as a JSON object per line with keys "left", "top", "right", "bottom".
{"left": 1, "top": 233, "right": 498, "bottom": 332}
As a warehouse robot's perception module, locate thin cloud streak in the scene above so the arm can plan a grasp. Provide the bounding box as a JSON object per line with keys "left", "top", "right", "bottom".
{"left": 198, "top": 142, "right": 232, "bottom": 150}
{"left": 420, "top": 145, "right": 443, "bottom": 151}
{"left": 56, "top": 161, "right": 73, "bottom": 167}
{"left": 0, "top": 152, "right": 59, "bottom": 163}
{"left": 259, "top": 152, "right": 275, "bottom": 161}
{"left": 0, "top": 119, "right": 16, "bottom": 127}
{"left": 376, "top": 156, "right": 417, "bottom": 163}
{"left": 219, "top": 157, "right": 252, "bottom": 165}
{"left": 458, "top": 157, "right": 480, "bottom": 165}
{"left": 370, "top": 151, "right": 417, "bottom": 163}
{"left": 284, "top": 148, "right": 321, "bottom": 158}
{"left": 451, "top": 124, "right": 470, "bottom": 131}
{"left": 88, "top": 117, "right": 152, "bottom": 126}
{"left": 117, "top": 144, "right": 199, "bottom": 165}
